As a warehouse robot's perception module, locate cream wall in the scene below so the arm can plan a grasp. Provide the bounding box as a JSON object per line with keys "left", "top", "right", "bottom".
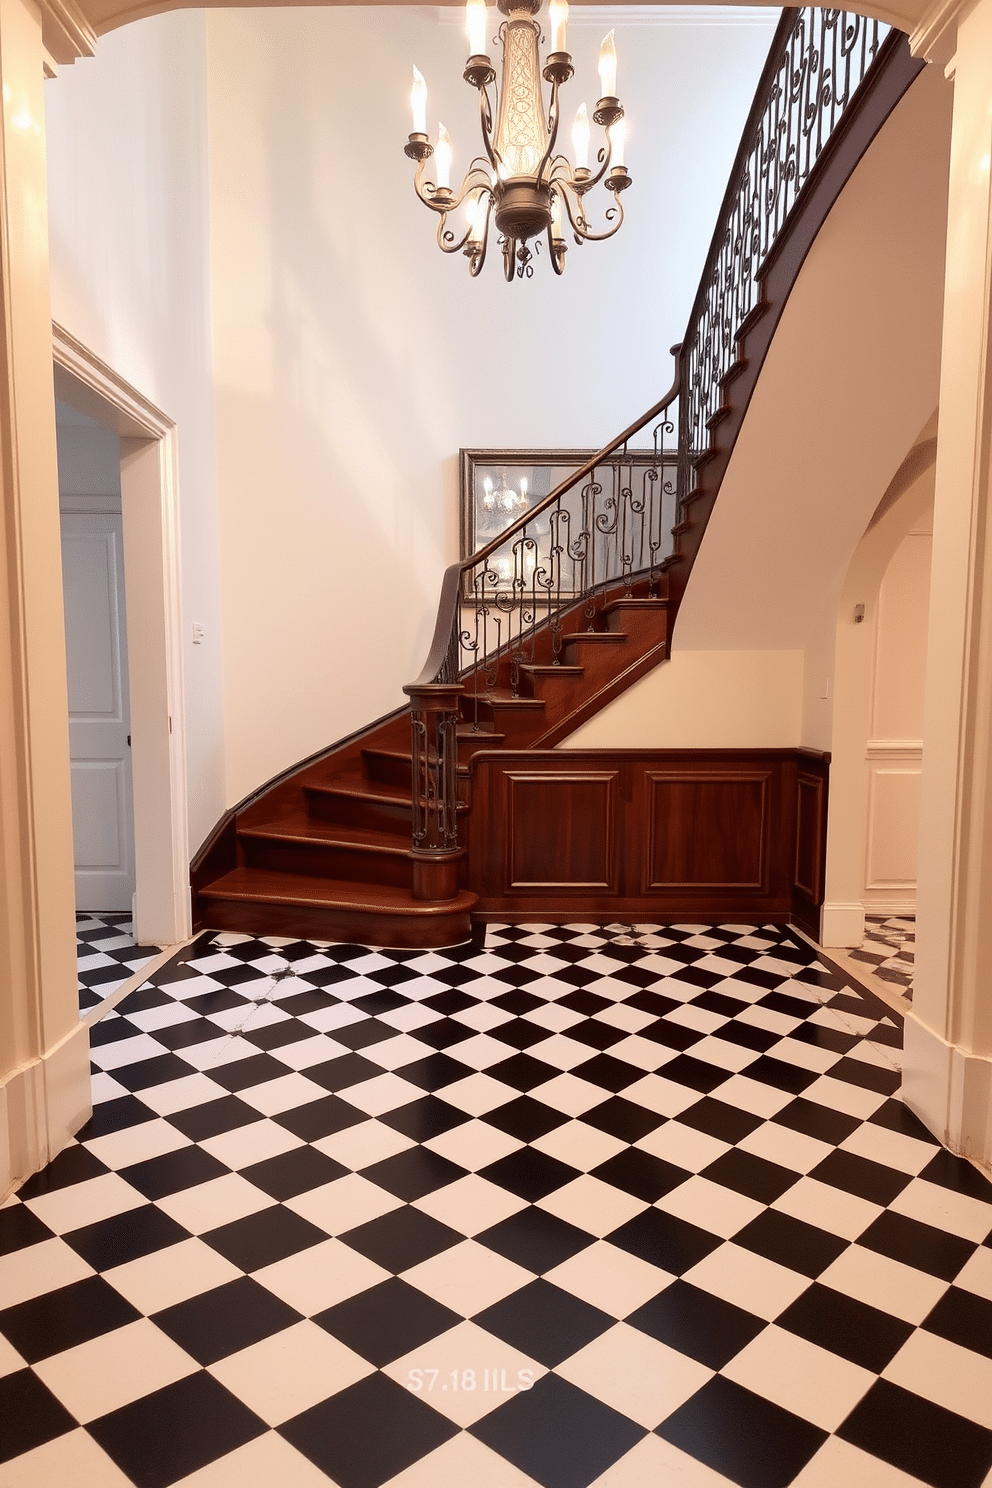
{"left": 204, "top": 6, "right": 778, "bottom": 807}
{"left": 44, "top": 12, "right": 225, "bottom": 853}
{"left": 560, "top": 648, "right": 803, "bottom": 748}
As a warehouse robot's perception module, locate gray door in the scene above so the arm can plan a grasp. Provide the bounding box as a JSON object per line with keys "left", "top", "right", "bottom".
{"left": 60, "top": 508, "right": 136, "bottom": 911}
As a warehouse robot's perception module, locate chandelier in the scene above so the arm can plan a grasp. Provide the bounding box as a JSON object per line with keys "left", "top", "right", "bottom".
{"left": 404, "top": 0, "right": 631, "bottom": 281}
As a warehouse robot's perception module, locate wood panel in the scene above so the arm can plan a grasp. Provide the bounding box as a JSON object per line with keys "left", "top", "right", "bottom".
{"left": 506, "top": 771, "right": 618, "bottom": 893}
{"left": 644, "top": 772, "right": 769, "bottom": 890}
{"left": 468, "top": 748, "right": 829, "bottom": 930}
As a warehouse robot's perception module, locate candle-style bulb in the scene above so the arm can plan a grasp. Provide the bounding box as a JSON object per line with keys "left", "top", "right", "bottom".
{"left": 411, "top": 66, "right": 427, "bottom": 134}
{"left": 572, "top": 103, "right": 590, "bottom": 171}
{"left": 550, "top": 190, "right": 564, "bottom": 237}
{"left": 610, "top": 117, "right": 626, "bottom": 169}
{"left": 466, "top": 193, "right": 485, "bottom": 244}
{"left": 549, "top": 0, "right": 568, "bottom": 53}
{"left": 598, "top": 30, "right": 617, "bottom": 96}
{"left": 466, "top": 0, "right": 488, "bottom": 57}
{"left": 435, "top": 123, "right": 453, "bottom": 189}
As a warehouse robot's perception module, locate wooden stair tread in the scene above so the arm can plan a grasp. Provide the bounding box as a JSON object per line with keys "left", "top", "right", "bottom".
{"left": 603, "top": 598, "right": 669, "bottom": 611}
{"left": 456, "top": 726, "right": 506, "bottom": 743}
{"left": 520, "top": 664, "right": 585, "bottom": 677}
{"left": 201, "top": 867, "right": 476, "bottom": 916}
{"left": 559, "top": 632, "right": 626, "bottom": 645}
{"left": 474, "top": 693, "right": 546, "bottom": 708}
{"left": 305, "top": 776, "right": 412, "bottom": 806}
{"left": 362, "top": 748, "right": 412, "bottom": 764}
{"left": 240, "top": 816, "right": 410, "bottom": 855}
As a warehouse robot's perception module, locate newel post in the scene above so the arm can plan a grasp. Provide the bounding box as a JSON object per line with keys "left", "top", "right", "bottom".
{"left": 402, "top": 681, "right": 465, "bottom": 901}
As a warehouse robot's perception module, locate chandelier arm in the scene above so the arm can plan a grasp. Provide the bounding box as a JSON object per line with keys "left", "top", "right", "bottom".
{"left": 568, "top": 189, "right": 627, "bottom": 244}
{"left": 577, "top": 137, "right": 616, "bottom": 194}
{"left": 475, "top": 79, "right": 499, "bottom": 171}
{"left": 436, "top": 189, "right": 495, "bottom": 256}
{"left": 502, "top": 235, "right": 517, "bottom": 282}
{"left": 468, "top": 199, "right": 493, "bottom": 277}
{"left": 536, "top": 75, "right": 563, "bottom": 185}
{"left": 414, "top": 166, "right": 494, "bottom": 216}
{"left": 547, "top": 224, "right": 566, "bottom": 275}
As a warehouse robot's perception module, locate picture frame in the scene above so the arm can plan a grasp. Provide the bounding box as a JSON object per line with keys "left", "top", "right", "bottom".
{"left": 459, "top": 447, "right": 675, "bottom": 600}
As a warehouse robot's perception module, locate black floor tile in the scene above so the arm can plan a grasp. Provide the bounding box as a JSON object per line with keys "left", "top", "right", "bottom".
{"left": 75, "top": 1094, "right": 158, "bottom": 1139}
{"left": 16, "top": 1143, "right": 108, "bottom": 1197}
{"left": 712, "top": 1020, "right": 780, "bottom": 1054}
{"left": 315, "top": 1276, "right": 460, "bottom": 1365}
{"left": 152, "top": 1276, "right": 302, "bottom": 1365}
{"left": 591, "top": 1147, "right": 689, "bottom": 1203}
{"left": 207, "top": 1051, "right": 295, "bottom": 1092}
{"left": 700, "top": 1148, "right": 799, "bottom": 1205}
{"left": 565, "top": 1020, "right": 629, "bottom": 1052}
{"left": 0, "top": 1369, "right": 76, "bottom": 1464}
{"left": 340, "top": 1205, "right": 463, "bottom": 1272}
{"left": 0, "top": 1275, "right": 141, "bottom": 1363}
{"left": 919, "top": 1147, "right": 992, "bottom": 1201}
{"left": 111, "top": 1053, "right": 204, "bottom": 1093}
{"left": 776, "top": 1282, "right": 913, "bottom": 1371}
{"left": 651, "top": 1053, "right": 729, "bottom": 1094}
{"left": 476, "top": 1206, "right": 594, "bottom": 1274}
{"left": 487, "top": 1052, "right": 561, "bottom": 1093}
{"left": 580, "top": 1096, "right": 666, "bottom": 1143}
{"left": 607, "top": 1207, "right": 723, "bottom": 1275}
{"left": 678, "top": 1097, "right": 763, "bottom": 1144}
{"left": 120, "top": 1146, "right": 231, "bottom": 1200}
{"left": 152, "top": 1018, "right": 229, "bottom": 1052}
{"left": 359, "top": 1147, "right": 467, "bottom": 1202}
{"left": 272, "top": 1094, "right": 366, "bottom": 1141}
{"left": 857, "top": 1208, "right": 975, "bottom": 1281}
{"left": 240, "top": 1145, "right": 347, "bottom": 1199}
{"left": 0, "top": 1203, "right": 54, "bottom": 1255}
{"left": 627, "top": 1279, "right": 765, "bottom": 1368}
{"left": 166, "top": 1095, "right": 261, "bottom": 1141}
{"left": 739, "top": 1054, "right": 819, "bottom": 1095}
{"left": 240, "top": 1018, "right": 316, "bottom": 1051}
{"left": 409, "top": 1018, "right": 474, "bottom": 1051}
{"left": 499, "top": 1018, "right": 566, "bottom": 1051}
{"left": 87, "top": 1369, "right": 268, "bottom": 1488}
{"left": 828, "top": 1056, "right": 900, "bottom": 1097}
{"left": 657, "top": 1374, "right": 827, "bottom": 1488}
{"left": 391, "top": 1053, "right": 471, "bottom": 1092}
{"left": 202, "top": 1205, "right": 329, "bottom": 1272}
{"left": 838, "top": 1378, "right": 992, "bottom": 1488}
{"left": 485, "top": 1096, "right": 570, "bottom": 1143}
{"left": 637, "top": 1019, "right": 705, "bottom": 1052}
{"left": 733, "top": 1208, "right": 848, "bottom": 1278}
{"left": 808, "top": 1149, "right": 911, "bottom": 1206}
{"left": 89, "top": 1015, "right": 147, "bottom": 1046}
{"left": 473, "top": 1279, "right": 614, "bottom": 1367}
{"left": 868, "top": 1098, "right": 937, "bottom": 1141}
{"left": 470, "top": 1372, "right": 644, "bottom": 1488}
{"left": 568, "top": 1052, "right": 643, "bottom": 1093}
{"left": 760, "top": 990, "right": 819, "bottom": 1021}
{"left": 479, "top": 1148, "right": 580, "bottom": 1202}
{"left": 62, "top": 1205, "right": 190, "bottom": 1271}
{"left": 379, "top": 1096, "right": 469, "bottom": 1141}
{"left": 493, "top": 989, "right": 546, "bottom": 1015}
{"left": 921, "top": 1285, "right": 992, "bottom": 1359}
{"left": 789, "top": 1020, "right": 858, "bottom": 1055}
{"left": 772, "top": 1097, "right": 861, "bottom": 1146}
{"left": 279, "top": 1370, "right": 458, "bottom": 1488}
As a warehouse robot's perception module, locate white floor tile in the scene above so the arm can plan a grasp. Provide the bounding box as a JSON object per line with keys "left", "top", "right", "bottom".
{"left": 340, "top": 1072, "right": 429, "bottom": 1116}
{"left": 737, "top": 1121, "right": 833, "bottom": 1175}
{"left": 890, "top": 1177, "right": 992, "bottom": 1242}
{"left": 882, "top": 1327, "right": 992, "bottom": 1427}
{"left": 198, "top": 1119, "right": 304, "bottom": 1170}
{"left": 0, "top": 1428, "right": 135, "bottom": 1487}
{"left": 424, "top": 1119, "right": 523, "bottom": 1171}
{"left": 208, "top": 1319, "right": 373, "bottom": 1425}
{"left": 252, "top": 1236, "right": 390, "bottom": 1315}
{"left": 383, "top": 1319, "right": 544, "bottom": 1426}
{"left": 721, "top": 1323, "right": 875, "bottom": 1431}
{"left": 544, "top": 1240, "right": 672, "bottom": 1319}
{"left": 438, "top": 1073, "right": 522, "bottom": 1116}
{"left": 379, "top": 1429, "right": 540, "bottom": 1488}
{"left": 838, "top": 1122, "right": 937, "bottom": 1176}
{"left": 80, "top": 1118, "right": 192, "bottom": 1171}
{"left": 0, "top": 1237, "right": 94, "bottom": 1309}
{"left": 556, "top": 1322, "right": 713, "bottom": 1429}
{"left": 401, "top": 1238, "right": 533, "bottom": 1316}
{"left": 683, "top": 1242, "right": 810, "bottom": 1321}
{"left": 103, "top": 1237, "right": 245, "bottom": 1314}
{"left": 789, "top": 1433, "right": 940, "bottom": 1487}
{"left": 621, "top": 1074, "right": 701, "bottom": 1119}
{"left": 634, "top": 1121, "right": 729, "bottom": 1173}
{"left": 531, "top": 1119, "right": 627, "bottom": 1171}
{"left": 412, "top": 1173, "right": 528, "bottom": 1234}
{"left": 705, "top": 1074, "right": 794, "bottom": 1118}
{"left": 530, "top": 1073, "right": 615, "bottom": 1116}
{"left": 537, "top": 1175, "right": 647, "bottom": 1236}
{"left": 137, "top": 1073, "right": 231, "bottom": 1117}
{"left": 589, "top": 1432, "right": 737, "bottom": 1487}
{"left": 234, "top": 1071, "right": 332, "bottom": 1117}
{"left": 155, "top": 1173, "right": 276, "bottom": 1234}
{"left": 799, "top": 1075, "right": 887, "bottom": 1120}
{"left": 21, "top": 1173, "right": 146, "bottom": 1236}
{"left": 817, "top": 1244, "right": 948, "bottom": 1325}
{"left": 771, "top": 1176, "right": 882, "bottom": 1240}
{"left": 312, "top": 1118, "right": 415, "bottom": 1169}
{"left": 284, "top": 1173, "right": 402, "bottom": 1235}
{"left": 656, "top": 1175, "right": 764, "bottom": 1239}
{"left": 33, "top": 1317, "right": 198, "bottom": 1422}
{"left": 169, "top": 1429, "right": 333, "bottom": 1487}
{"left": 954, "top": 1243, "right": 992, "bottom": 1299}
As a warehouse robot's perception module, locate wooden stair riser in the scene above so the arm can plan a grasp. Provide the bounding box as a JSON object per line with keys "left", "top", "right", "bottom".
{"left": 362, "top": 749, "right": 414, "bottom": 790}
{"left": 200, "top": 892, "right": 474, "bottom": 949}
{"left": 239, "top": 834, "right": 414, "bottom": 889}
{"left": 304, "top": 785, "right": 412, "bottom": 835}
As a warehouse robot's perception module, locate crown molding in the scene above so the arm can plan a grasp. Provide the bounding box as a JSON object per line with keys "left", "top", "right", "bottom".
{"left": 910, "top": 0, "right": 977, "bottom": 60}
{"left": 38, "top": 0, "right": 96, "bottom": 64}
{"left": 434, "top": 4, "right": 779, "bottom": 26}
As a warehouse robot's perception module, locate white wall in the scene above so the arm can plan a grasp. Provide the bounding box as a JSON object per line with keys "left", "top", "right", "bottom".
{"left": 44, "top": 12, "right": 225, "bottom": 852}
{"left": 205, "top": 6, "right": 779, "bottom": 805}
{"left": 561, "top": 648, "right": 803, "bottom": 748}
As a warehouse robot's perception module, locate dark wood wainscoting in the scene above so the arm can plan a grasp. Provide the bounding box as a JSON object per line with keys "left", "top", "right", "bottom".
{"left": 466, "top": 748, "right": 829, "bottom": 931}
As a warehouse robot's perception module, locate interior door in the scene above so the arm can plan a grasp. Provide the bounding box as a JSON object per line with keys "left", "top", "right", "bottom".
{"left": 60, "top": 508, "right": 135, "bottom": 911}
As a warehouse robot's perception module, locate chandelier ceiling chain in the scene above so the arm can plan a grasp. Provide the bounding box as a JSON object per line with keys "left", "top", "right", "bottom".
{"left": 404, "top": 0, "right": 631, "bottom": 281}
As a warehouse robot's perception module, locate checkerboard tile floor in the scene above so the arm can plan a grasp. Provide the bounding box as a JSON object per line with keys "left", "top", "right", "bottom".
{"left": 4, "top": 921, "right": 991, "bottom": 1488}
{"left": 76, "top": 913, "right": 165, "bottom": 1017}
{"left": 849, "top": 916, "right": 915, "bottom": 1001}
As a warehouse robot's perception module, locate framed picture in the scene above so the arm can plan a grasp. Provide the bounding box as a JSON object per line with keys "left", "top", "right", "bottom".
{"left": 459, "top": 447, "right": 674, "bottom": 599}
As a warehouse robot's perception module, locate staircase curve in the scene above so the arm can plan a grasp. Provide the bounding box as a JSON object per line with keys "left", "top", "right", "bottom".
{"left": 192, "top": 10, "right": 923, "bottom": 949}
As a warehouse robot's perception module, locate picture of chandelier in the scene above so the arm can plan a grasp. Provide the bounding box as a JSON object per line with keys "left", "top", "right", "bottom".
{"left": 404, "top": 0, "right": 631, "bottom": 280}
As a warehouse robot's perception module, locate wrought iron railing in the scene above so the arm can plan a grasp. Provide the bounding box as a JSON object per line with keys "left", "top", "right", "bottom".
{"left": 405, "top": 6, "right": 893, "bottom": 876}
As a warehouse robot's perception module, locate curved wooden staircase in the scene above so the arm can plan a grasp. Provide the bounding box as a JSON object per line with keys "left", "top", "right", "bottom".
{"left": 191, "top": 15, "right": 922, "bottom": 949}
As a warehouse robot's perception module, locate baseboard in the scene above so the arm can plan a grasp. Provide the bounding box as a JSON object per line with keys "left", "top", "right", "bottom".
{"left": 861, "top": 899, "right": 917, "bottom": 917}
{"left": 820, "top": 902, "right": 865, "bottom": 948}
{"left": 902, "top": 1014, "right": 992, "bottom": 1176}
{"left": 1, "top": 1019, "right": 92, "bottom": 1202}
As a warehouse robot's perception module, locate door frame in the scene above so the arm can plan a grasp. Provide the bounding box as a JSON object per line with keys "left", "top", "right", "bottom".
{"left": 53, "top": 322, "right": 191, "bottom": 945}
